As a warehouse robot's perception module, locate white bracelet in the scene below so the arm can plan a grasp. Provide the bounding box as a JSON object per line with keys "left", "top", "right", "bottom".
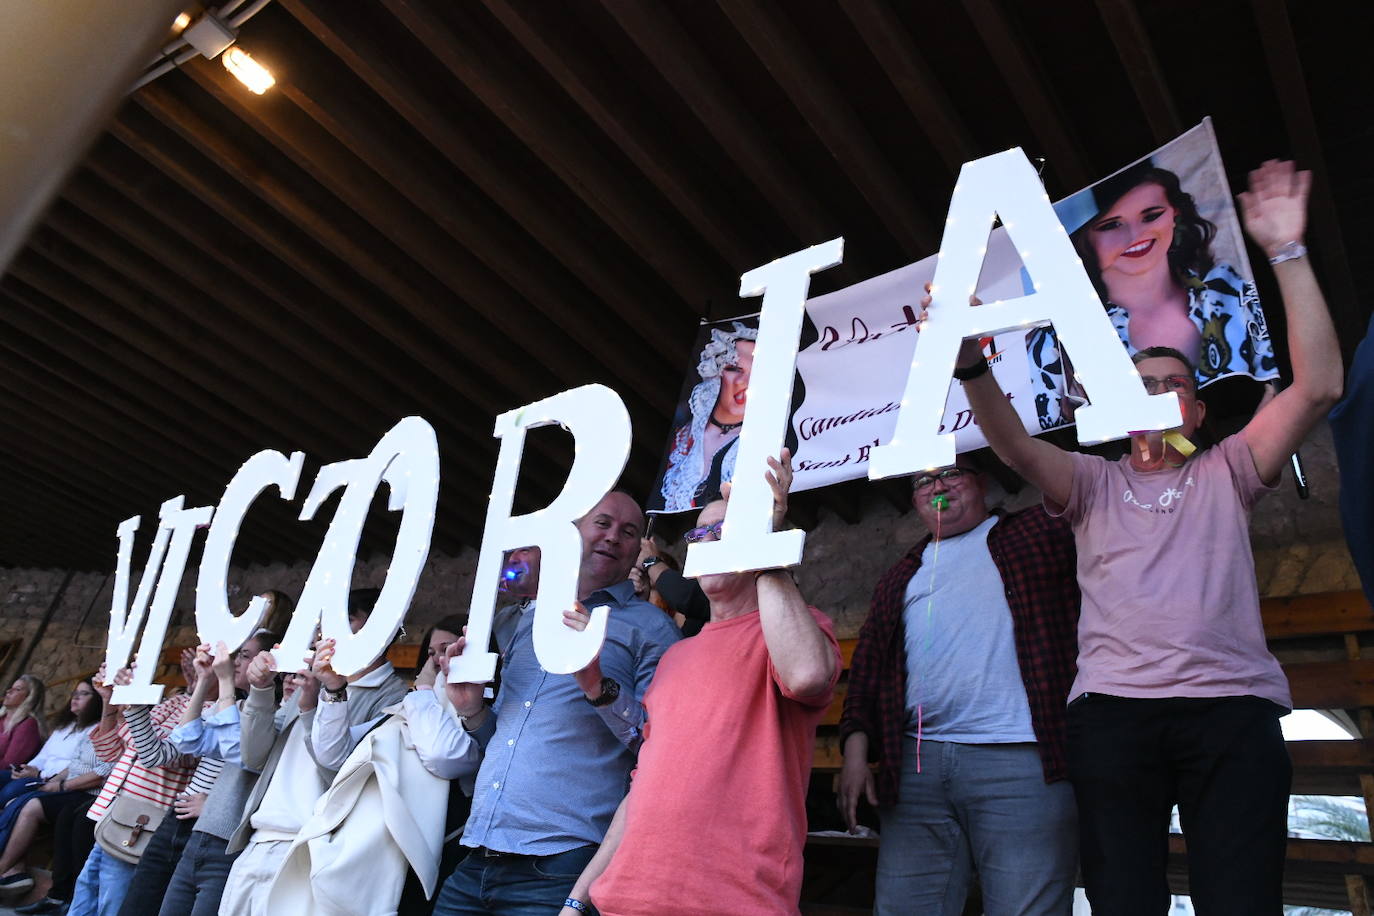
{"left": 1268, "top": 240, "right": 1307, "bottom": 265}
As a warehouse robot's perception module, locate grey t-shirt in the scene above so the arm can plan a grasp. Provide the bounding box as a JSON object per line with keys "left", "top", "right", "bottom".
{"left": 902, "top": 515, "right": 1036, "bottom": 743}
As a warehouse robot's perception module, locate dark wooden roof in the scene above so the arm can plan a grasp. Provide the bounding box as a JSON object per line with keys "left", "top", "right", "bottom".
{"left": 4, "top": 0, "right": 1372, "bottom": 570}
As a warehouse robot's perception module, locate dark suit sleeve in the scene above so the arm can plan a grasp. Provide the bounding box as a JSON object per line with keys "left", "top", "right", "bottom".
{"left": 652, "top": 568, "right": 711, "bottom": 622}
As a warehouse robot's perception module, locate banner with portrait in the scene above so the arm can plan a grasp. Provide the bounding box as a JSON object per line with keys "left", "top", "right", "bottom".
{"left": 647, "top": 119, "right": 1277, "bottom": 511}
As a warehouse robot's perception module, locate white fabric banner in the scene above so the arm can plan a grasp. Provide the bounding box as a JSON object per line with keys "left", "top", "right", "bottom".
{"left": 648, "top": 120, "right": 1276, "bottom": 512}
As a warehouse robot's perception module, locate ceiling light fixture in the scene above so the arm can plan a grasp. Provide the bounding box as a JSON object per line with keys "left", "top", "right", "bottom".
{"left": 132, "top": 2, "right": 279, "bottom": 94}
{"left": 221, "top": 46, "right": 274, "bottom": 94}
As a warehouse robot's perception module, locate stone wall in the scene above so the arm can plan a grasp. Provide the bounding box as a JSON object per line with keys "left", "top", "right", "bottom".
{"left": 2, "top": 423, "right": 1360, "bottom": 719}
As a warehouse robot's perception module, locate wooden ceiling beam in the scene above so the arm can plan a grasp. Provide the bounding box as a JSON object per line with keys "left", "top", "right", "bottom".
{"left": 478, "top": 0, "right": 756, "bottom": 272}
{"left": 838, "top": 0, "right": 979, "bottom": 174}
{"left": 0, "top": 502, "right": 108, "bottom": 571}
{"left": 1251, "top": 0, "right": 1364, "bottom": 360}
{"left": 68, "top": 162, "right": 524, "bottom": 494}
{"left": 179, "top": 59, "right": 675, "bottom": 431}
{"left": 24, "top": 225, "right": 382, "bottom": 458}
{"left": 0, "top": 276, "right": 267, "bottom": 445}
{"left": 961, "top": 0, "right": 1093, "bottom": 191}
{"left": 379, "top": 0, "right": 726, "bottom": 312}
{"left": 101, "top": 111, "right": 572, "bottom": 495}
{"left": 0, "top": 355, "right": 321, "bottom": 561}
{"left": 0, "top": 400, "right": 204, "bottom": 523}
{"left": 0, "top": 455, "right": 136, "bottom": 553}
{"left": 128, "top": 84, "right": 562, "bottom": 411}
{"left": 1092, "top": 0, "right": 1182, "bottom": 145}
{"left": 597, "top": 0, "right": 836, "bottom": 251}
{"left": 35, "top": 205, "right": 489, "bottom": 536}
{"left": 714, "top": 0, "right": 940, "bottom": 256}
{"left": 277, "top": 0, "right": 696, "bottom": 368}
{"left": 0, "top": 285, "right": 409, "bottom": 559}
{"left": 8, "top": 249, "right": 363, "bottom": 466}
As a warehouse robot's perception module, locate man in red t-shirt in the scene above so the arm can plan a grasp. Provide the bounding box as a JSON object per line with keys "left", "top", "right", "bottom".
{"left": 559, "top": 451, "right": 841, "bottom": 916}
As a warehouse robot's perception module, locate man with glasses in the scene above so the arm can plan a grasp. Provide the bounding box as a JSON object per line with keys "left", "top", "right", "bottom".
{"left": 954, "top": 160, "right": 1344, "bottom": 913}
{"left": 838, "top": 453, "right": 1081, "bottom": 915}
{"left": 557, "top": 451, "right": 841, "bottom": 916}
{"left": 428, "top": 490, "right": 681, "bottom": 916}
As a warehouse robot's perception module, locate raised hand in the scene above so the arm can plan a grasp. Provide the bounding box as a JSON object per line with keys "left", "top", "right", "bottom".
{"left": 309, "top": 638, "right": 347, "bottom": 692}
{"left": 441, "top": 633, "right": 487, "bottom": 719}
{"left": 93, "top": 664, "right": 114, "bottom": 704}
{"left": 413, "top": 654, "right": 439, "bottom": 691}
{"left": 1237, "top": 159, "right": 1310, "bottom": 257}
{"left": 180, "top": 647, "right": 198, "bottom": 690}
{"left": 765, "top": 447, "right": 794, "bottom": 529}
{"left": 245, "top": 651, "right": 276, "bottom": 691}
{"left": 921, "top": 281, "right": 985, "bottom": 367}
{"left": 628, "top": 566, "right": 650, "bottom": 600}
{"left": 191, "top": 644, "right": 215, "bottom": 685}
{"left": 210, "top": 641, "right": 235, "bottom": 683}
{"left": 636, "top": 537, "right": 662, "bottom": 566}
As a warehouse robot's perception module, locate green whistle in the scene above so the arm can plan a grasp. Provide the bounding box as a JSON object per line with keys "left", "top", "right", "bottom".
{"left": 931, "top": 494, "right": 949, "bottom": 511}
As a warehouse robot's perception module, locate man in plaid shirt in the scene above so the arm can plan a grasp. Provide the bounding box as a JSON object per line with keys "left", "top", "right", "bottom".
{"left": 838, "top": 455, "right": 1080, "bottom": 915}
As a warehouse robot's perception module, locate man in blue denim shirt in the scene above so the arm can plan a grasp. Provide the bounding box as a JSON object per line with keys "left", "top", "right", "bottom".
{"left": 428, "top": 491, "right": 681, "bottom": 916}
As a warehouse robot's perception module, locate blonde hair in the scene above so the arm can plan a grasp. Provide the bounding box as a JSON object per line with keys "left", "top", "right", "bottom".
{"left": 3, "top": 674, "right": 46, "bottom": 738}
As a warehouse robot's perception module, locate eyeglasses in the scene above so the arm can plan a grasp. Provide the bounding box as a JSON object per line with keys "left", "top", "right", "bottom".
{"left": 1140, "top": 374, "right": 1195, "bottom": 395}
{"left": 683, "top": 521, "right": 724, "bottom": 543}
{"left": 912, "top": 468, "right": 966, "bottom": 491}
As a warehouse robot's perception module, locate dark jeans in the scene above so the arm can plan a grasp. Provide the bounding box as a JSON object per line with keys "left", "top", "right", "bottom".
{"left": 155, "top": 831, "right": 237, "bottom": 916}
{"left": 1067, "top": 694, "right": 1291, "bottom": 915}
{"left": 432, "top": 846, "right": 598, "bottom": 916}
{"left": 49, "top": 795, "right": 97, "bottom": 903}
{"left": 116, "top": 815, "right": 196, "bottom": 916}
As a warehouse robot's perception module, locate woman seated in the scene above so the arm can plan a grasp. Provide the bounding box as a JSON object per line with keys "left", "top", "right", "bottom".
{"left": 0, "top": 680, "right": 113, "bottom": 898}
{"left": 0, "top": 675, "right": 47, "bottom": 770}
{"left": 0, "top": 679, "right": 103, "bottom": 811}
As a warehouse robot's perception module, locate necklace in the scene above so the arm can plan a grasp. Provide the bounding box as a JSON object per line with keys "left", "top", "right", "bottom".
{"left": 708, "top": 416, "right": 743, "bottom": 433}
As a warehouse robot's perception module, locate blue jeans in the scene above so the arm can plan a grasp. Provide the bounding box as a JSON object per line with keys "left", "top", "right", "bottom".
{"left": 432, "top": 846, "right": 598, "bottom": 916}
{"left": 68, "top": 845, "right": 138, "bottom": 916}
{"left": 156, "top": 831, "right": 238, "bottom": 916}
{"left": 117, "top": 815, "right": 195, "bottom": 916}
{"left": 875, "top": 739, "right": 1078, "bottom": 916}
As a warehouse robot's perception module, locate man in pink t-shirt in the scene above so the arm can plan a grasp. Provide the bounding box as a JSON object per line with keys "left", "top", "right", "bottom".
{"left": 955, "top": 160, "right": 1343, "bottom": 914}
{"left": 559, "top": 452, "right": 841, "bottom": 916}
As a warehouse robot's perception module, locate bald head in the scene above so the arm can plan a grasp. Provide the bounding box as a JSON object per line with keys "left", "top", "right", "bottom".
{"left": 576, "top": 491, "right": 645, "bottom": 596}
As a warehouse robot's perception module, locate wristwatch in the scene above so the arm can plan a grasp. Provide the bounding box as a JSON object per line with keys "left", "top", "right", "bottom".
{"left": 585, "top": 677, "right": 621, "bottom": 708}
{"left": 321, "top": 683, "right": 349, "bottom": 703}
{"left": 641, "top": 556, "right": 661, "bottom": 571}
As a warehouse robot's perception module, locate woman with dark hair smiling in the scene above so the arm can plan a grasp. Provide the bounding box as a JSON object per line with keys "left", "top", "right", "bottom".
{"left": 1070, "top": 162, "right": 1277, "bottom": 385}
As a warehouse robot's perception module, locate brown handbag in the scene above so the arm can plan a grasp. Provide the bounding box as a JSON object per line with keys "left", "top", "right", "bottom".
{"left": 93, "top": 794, "right": 166, "bottom": 864}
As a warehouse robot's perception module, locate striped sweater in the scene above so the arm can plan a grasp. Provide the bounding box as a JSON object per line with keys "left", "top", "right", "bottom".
{"left": 88, "top": 693, "right": 198, "bottom": 823}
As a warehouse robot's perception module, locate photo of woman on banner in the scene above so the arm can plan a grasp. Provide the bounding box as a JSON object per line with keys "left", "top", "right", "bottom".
{"left": 1069, "top": 160, "right": 1276, "bottom": 381}
{"left": 649, "top": 318, "right": 758, "bottom": 513}
{"left": 1028, "top": 134, "right": 1279, "bottom": 430}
